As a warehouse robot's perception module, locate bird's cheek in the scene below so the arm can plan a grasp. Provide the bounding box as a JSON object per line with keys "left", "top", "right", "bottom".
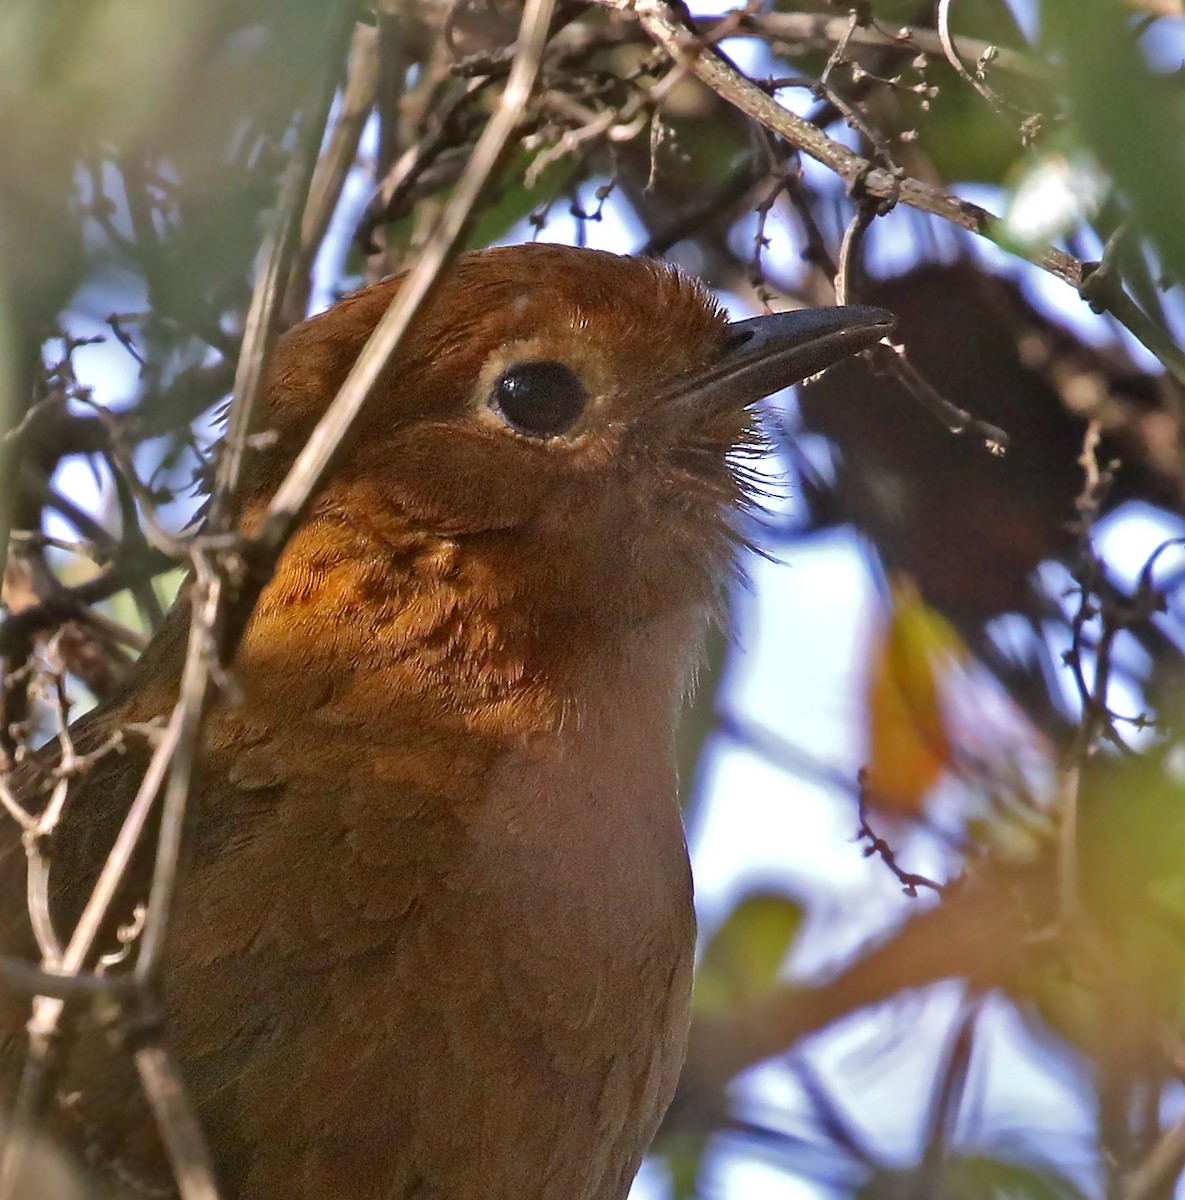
{"left": 405, "top": 455, "right": 561, "bottom": 537}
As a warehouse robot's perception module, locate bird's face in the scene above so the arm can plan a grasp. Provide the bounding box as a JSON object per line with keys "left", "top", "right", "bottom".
{"left": 250, "top": 244, "right": 890, "bottom": 637}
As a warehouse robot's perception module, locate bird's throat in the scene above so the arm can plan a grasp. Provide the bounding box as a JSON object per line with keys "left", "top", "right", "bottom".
{"left": 231, "top": 516, "right": 711, "bottom": 771}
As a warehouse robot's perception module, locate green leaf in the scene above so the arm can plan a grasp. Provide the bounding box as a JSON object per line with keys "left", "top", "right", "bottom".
{"left": 464, "top": 148, "right": 576, "bottom": 252}
{"left": 856, "top": 1156, "right": 1088, "bottom": 1199}
{"left": 658, "top": 1133, "right": 709, "bottom": 1200}
{"left": 695, "top": 891, "right": 803, "bottom": 1015}
{"left": 1042, "top": 0, "right": 1185, "bottom": 289}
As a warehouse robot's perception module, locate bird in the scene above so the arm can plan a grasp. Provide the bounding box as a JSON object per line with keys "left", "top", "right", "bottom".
{"left": 0, "top": 243, "right": 892, "bottom": 1199}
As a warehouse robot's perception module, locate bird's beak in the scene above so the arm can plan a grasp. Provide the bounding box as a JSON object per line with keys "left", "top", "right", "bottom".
{"left": 665, "top": 305, "right": 895, "bottom": 412}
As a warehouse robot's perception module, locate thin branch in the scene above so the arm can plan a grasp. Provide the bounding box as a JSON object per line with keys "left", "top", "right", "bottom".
{"left": 834, "top": 194, "right": 878, "bottom": 306}
{"left": 134, "top": 1042, "right": 221, "bottom": 1200}
{"left": 1122, "top": 1113, "right": 1185, "bottom": 1200}
{"left": 935, "top": 0, "right": 1027, "bottom": 119}
{"left": 818, "top": 9, "right": 860, "bottom": 90}
{"left": 254, "top": 0, "right": 557, "bottom": 568}
{"left": 135, "top": 2, "right": 354, "bottom": 989}
{"left": 0, "top": 954, "right": 133, "bottom": 1000}
{"left": 675, "top": 858, "right": 1052, "bottom": 1116}
{"left": 608, "top": 0, "right": 1077, "bottom": 277}
{"left": 753, "top": 12, "right": 1044, "bottom": 81}
{"left": 856, "top": 779, "right": 945, "bottom": 897}
{"left": 0, "top": 65, "right": 338, "bottom": 1183}
{"left": 550, "top": 12, "right": 1046, "bottom": 83}
{"left": 715, "top": 710, "right": 857, "bottom": 797}
{"left": 0, "top": 711, "right": 180, "bottom": 1199}
{"left": 2, "top": 5, "right": 557, "bottom": 1193}
{"left": 610, "top": 0, "right": 1185, "bottom": 386}
{"left": 0, "top": 552, "right": 173, "bottom": 660}
{"left": 793, "top": 1057, "right": 883, "bottom": 1169}
{"left": 1081, "top": 253, "right": 1185, "bottom": 388}
{"left": 283, "top": 20, "right": 381, "bottom": 326}
{"left": 872, "top": 341, "right": 1010, "bottom": 452}
{"left": 916, "top": 997, "right": 984, "bottom": 1198}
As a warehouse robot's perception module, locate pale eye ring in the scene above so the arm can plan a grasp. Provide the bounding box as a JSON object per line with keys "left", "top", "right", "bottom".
{"left": 490, "top": 360, "right": 588, "bottom": 438}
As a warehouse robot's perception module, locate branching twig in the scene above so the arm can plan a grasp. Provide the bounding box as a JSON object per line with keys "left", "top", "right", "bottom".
{"left": 0, "top": 710, "right": 181, "bottom": 1198}
{"left": 754, "top": 13, "right": 1043, "bottom": 82}
{"left": 283, "top": 20, "right": 381, "bottom": 325}
{"left": 855, "top": 777, "right": 945, "bottom": 897}
{"left": 2, "top": 5, "right": 560, "bottom": 1193}
{"left": 254, "top": 0, "right": 557, "bottom": 572}
{"left": 935, "top": 0, "right": 1030, "bottom": 123}
{"left": 607, "top": 0, "right": 1075, "bottom": 275}
{"left": 133, "top": 9, "right": 351, "bottom": 998}
{"left": 0, "top": 14, "right": 351, "bottom": 1200}
{"left": 1122, "top": 1114, "right": 1185, "bottom": 1200}
{"left": 871, "top": 341, "right": 1010, "bottom": 453}
{"left": 607, "top": 0, "right": 1185, "bottom": 387}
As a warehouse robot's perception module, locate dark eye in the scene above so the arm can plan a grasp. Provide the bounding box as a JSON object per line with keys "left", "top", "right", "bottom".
{"left": 490, "top": 360, "right": 588, "bottom": 438}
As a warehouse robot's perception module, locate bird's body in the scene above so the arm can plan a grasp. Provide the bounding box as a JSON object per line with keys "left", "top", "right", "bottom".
{"left": 0, "top": 245, "right": 891, "bottom": 1198}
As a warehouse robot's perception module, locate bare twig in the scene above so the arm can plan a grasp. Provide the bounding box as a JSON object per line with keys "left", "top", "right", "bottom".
{"left": 935, "top": 0, "right": 1028, "bottom": 121}
{"left": 877, "top": 341, "right": 1010, "bottom": 451}
{"left": 1122, "top": 1113, "right": 1185, "bottom": 1200}
{"left": 856, "top": 778, "right": 945, "bottom": 897}
{"left": 753, "top": 12, "right": 1043, "bottom": 81}
{"left": 255, "top": 0, "right": 557, "bottom": 567}
{"left": 792, "top": 1058, "right": 882, "bottom": 1169}
{"left": 0, "top": 711, "right": 180, "bottom": 1199}
{"left": 0, "top": 16, "right": 351, "bottom": 1200}
{"left": 550, "top": 12, "right": 1045, "bottom": 82}
{"left": 834, "top": 195, "right": 878, "bottom": 306}
{"left": 3, "top": 3, "right": 558, "bottom": 1191}
{"left": 607, "top": 0, "right": 1076, "bottom": 276}
{"left": 1055, "top": 422, "right": 1137, "bottom": 944}
{"left": 1081, "top": 252, "right": 1185, "bottom": 389}
{"left": 134, "top": 3, "right": 356, "bottom": 992}
{"left": 0, "top": 553, "right": 172, "bottom": 661}
{"left": 819, "top": 9, "right": 860, "bottom": 90}
{"left": 284, "top": 20, "right": 382, "bottom": 325}
{"left": 916, "top": 997, "right": 983, "bottom": 1198}
{"left": 715, "top": 709, "right": 857, "bottom": 798}
{"left": 608, "top": 0, "right": 1185, "bottom": 386}
{"left": 0, "top": 953, "right": 134, "bottom": 1000}
{"left": 134, "top": 1042, "right": 221, "bottom": 1200}
{"left": 354, "top": 78, "right": 493, "bottom": 255}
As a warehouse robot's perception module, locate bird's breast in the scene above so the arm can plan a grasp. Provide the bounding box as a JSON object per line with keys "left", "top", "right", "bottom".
{"left": 160, "top": 613, "right": 701, "bottom": 1200}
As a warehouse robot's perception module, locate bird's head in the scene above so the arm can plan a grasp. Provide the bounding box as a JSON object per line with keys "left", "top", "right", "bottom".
{"left": 209, "top": 243, "right": 894, "bottom": 742}
{"left": 244, "top": 245, "right": 890, "bottom": 643}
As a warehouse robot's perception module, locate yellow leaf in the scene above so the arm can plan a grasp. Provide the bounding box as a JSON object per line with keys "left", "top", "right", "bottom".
{"left": 863, "top": 576, "right": 967, "bottom": 816}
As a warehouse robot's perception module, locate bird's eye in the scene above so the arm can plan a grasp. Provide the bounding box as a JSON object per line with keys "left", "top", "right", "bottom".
{"left": 490, "top": 360, "right": 588, "bottom": 439}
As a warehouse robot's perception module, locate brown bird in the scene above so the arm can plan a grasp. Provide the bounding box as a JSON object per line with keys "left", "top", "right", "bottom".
{"left": 0, "top": 244, "right": 891, "bottom": 1199}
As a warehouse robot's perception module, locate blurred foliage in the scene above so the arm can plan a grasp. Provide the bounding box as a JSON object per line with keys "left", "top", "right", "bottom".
{"left": 3, "top": 0, "right": 1185, "bottom": 1198}
{"left": 862, "top": 576, "right": 965, "bottom": 816}
{"left": 1044, "top": 0, "right": 1185, "bottom": 290}
{"left": 0, "top": 1, "right": 338, "bottom": 364}
{"left": 696, "top": 890, "right": 804, "bottom": 1015}
{"left": 856, "top": 1156, "right": 1089, "bottom": 1199}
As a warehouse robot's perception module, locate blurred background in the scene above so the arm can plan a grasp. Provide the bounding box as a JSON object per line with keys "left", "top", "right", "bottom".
{"left": 3, "top": 0, "right": 1185, "bottom": 1196}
